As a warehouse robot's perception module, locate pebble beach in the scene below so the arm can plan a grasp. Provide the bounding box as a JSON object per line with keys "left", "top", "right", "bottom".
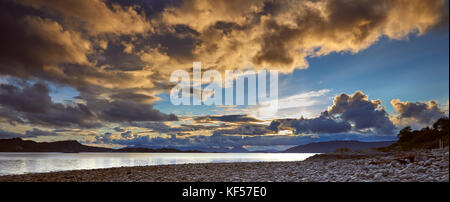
{"left": 0, "top": 148, "right": 448, "bottom": 182}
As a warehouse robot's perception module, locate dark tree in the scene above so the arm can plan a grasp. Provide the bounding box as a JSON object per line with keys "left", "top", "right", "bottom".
{"left": 397, "top": 126, "right": 412, "bottom": 142}
{"left": 382, "top": 117, "right": 449, "bottom": 151}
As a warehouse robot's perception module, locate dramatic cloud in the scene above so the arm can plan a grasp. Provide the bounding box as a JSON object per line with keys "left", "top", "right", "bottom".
{"left": 89, "top": 99, "right": 178, "bottom": 122}
{"left": 208, "top": 91, "right": 398, "bottom": 138}
{"left": 157, "top": 0, "right": 448, "bottom": 72}
{"left": 128, "top": 121, "right": 223, "bottom": 135}
{"left": 0, "top": 0, "right": 447, "bottom": 149}
{"left": 0, "top": 82, "right": 100, "bottom": 128}
{"left": 0, "top": 0, "right": 165, "bottom": 94}
{"left": 16, "top": 0, "right": 153, "bottom": 35}
{"left": 0, "top": 10, "right": 92, "bottom": 79}
{"left": 25, "top": 128, "right": 59, "bottom": 137}
{"left": 272, "top": 115, "right": 352, "bottom": 134}
{"left": 0, "top": 128, "right": 58, "bottom": 139}
{"left": 0, "top": 82, "right": 177, "bottom": 128}
{"left": 162, "top": 0, "right": 264, "bottom": 31}
{"left": 391, "top": 99, "right": 447, "bottom": 127}
{"left": 120, "top": 131, "right": 135, "bottom": 139}
{"left": 328, "top": 90, "right": 396, "bottom": 135}
{"left": 265, "top": 91, "right": 397, "bottom": 135}
{"left": 0, "top": 2, "right": 144, "bottom": 91}
{"left": 249, "top": 89, "right": 332, "bottom": 120}
{"left": 194, "top": 114, "right": 262, "bottom": 123}
{"left": 0, "top": 129, "right": 25, "bottom": 139}
{"left": 0, "top": 103, "right": 26, "bottom": 125}
{"left": 213, "top": 124, "right": 273, "bottom": 136}
{"left": 113, "top": 127, "right": 125, "bottom": 132}
{"left": 1, "top": 0, "right": 447, "bottom": 92}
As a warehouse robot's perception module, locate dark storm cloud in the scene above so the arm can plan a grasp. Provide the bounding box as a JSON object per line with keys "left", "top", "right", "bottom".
{"left": 194, "top": 114, "right": 261, "bottom": 123}
{"left": 0, "top": 1, "right": 178, "bottom": 128}
{"left": 328, "top": 91, "right": 396, "bottom": 135}
{"left": 391, "top": 99, "right": 447, "bottom": 125}
{"left": 264, "top": 91, "right": 396, "bottom": 135}
{"left": 2, "top": 0, "right": 448, "bottom": 84}
{"left": 0, "top": 82, "right": 177, "bottom": 128}
{"left": 0, "top": 106, "right": 25, "bottom": 125}
{"left": 0, "top": 128, "right": 58, "bottom": 139}
{"left": 16, "top": 0, "right": 153, "bottom": 35}
{"left": 0, "top": 129, "right": 25, "bottom": 139}
{"left": 120, "top": 131, "right": 134, "bottom": 139}
{"left": 213, "top": 124, "right": 273, "bottom": 136}
{"left": 128, "top": 121, "right": 221, "bottom": 134}
{"left": 25, "top": 128, "right": 59, "bottom": 137}
{"left": 0, "top": 1, "right": 147, "bottom": 90}
{"left": 113, "top": 127, "right": 125, "bottom": 132}
{"left": 110, "top": 92, "right": 157, "bottom": 103}
{"left": 0, "top": 5, "right": 92, "bottom": 80}
{"left": 0, "top": 82, "right": 52, "bottom": 113}
{"left": 95, "top": 100, "right": 178, "bottom": 122}
{"left": 253, "top": 0, "right": 448, "bottom": 69}
{"left": 161, "top": 0, "right": 448, "bottom": 72}
{"left": 271, "top": 115, "right": 352, "bottom": 134}
{"left": 95, "top": 41, "right": 147, "bottom": 71}
{"left": 145, "top": 31, "right": 199, "bottom": 62}
{"left": 74, "top": 87, "right": 178, "bottom": 123}
{"left": 0, "top": 82, "right": 101, "bottom": 128}
{"left": 94, "top": 132, "right": 114, "bottom": 144}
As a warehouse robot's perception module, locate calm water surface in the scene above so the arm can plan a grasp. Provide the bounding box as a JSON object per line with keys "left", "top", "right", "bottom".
{"left": 0, "top": 152, "right": 317, "bottom": 176}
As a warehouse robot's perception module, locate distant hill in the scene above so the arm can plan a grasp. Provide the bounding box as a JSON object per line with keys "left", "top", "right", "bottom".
{"left": 0, "top": 138, "right": 202, "bottom": 153}
{"left": 202, "top": 146, "right": 249, "bottom": 153}
{"left": 283, "top": 140, "right": 396, "bottom": 153}
{"left": 0, "top": 138, "right": 396, "bottom": 153}
{"left": 115, "top": 147, "right": 202, "bottom": 153}
{"left": 0, "top": 138, "right": 112, "bottom": 152}
{"left": 250, "top": 149, "right": 279, "bottom": 153}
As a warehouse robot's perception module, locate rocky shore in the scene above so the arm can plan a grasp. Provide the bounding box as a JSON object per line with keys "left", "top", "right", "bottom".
{"left": 0, "top": 148, "right": 448, "bottom": 182}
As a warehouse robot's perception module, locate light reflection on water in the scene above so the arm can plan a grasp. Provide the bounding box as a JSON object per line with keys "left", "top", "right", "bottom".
{"left": 0, "top": 152, "right": 317, "bottom": 176}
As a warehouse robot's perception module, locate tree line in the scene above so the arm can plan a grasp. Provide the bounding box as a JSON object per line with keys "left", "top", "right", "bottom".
{"left": 379, "top": 117, "right": 449, "bottom": 151}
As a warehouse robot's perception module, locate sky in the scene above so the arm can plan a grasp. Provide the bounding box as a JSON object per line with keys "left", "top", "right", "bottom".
{"left": 0, "top": 0, "right": 449, "bottom": 151}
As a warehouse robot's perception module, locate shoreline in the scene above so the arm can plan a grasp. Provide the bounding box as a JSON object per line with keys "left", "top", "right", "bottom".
{"left": 0, "top": 148, "right": 448, "bottom": 182}
{"left": 0, "top": 159, "right": 313, "bottom": 177}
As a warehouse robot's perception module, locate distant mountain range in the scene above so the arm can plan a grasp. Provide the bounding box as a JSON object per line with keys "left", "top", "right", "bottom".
{"left": 115, "top": 147, "right": 202, "bottom": 153}
{"left": 283, "top": 140, "right": 395, "bottom": 153}
{"left": 0, "top": 138, "right": 201, "bottom": 153}
{"left": 0, "top": 138, "right": 111, "bottom": 152}
{"left": 0, "top": 138, "right": 395, "bottom": 153}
